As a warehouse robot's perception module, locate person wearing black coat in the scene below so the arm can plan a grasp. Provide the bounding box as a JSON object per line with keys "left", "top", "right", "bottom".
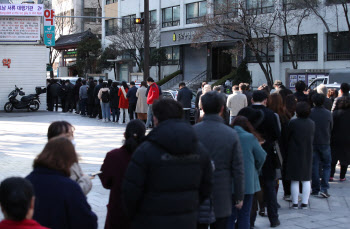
{"left": 109, "top": 82, "right": 120, "bottom": 122}
{"left": 251, "top": 91, "right": 281, "bottom": 227}
{"left": 126, "top": 82, "right": 138, "bottom": 120}
{"left": 177, "top": 82, "right": 193, "bottom": 122}
{"left": 122, "top": 99, "right": 212, "bottom": 229}
{"left": 87, "top": 81, "right": 95, "bottom": 117}
{"left": 286, "top": 102, "right": 315, "bottom": 209}
{"left": 48, "top": 80, "right": 60, "bottom": 112}
{"left": 93, "top": 79, "right": 104, "bottom": 119}
{"left": 331, "top": 96, "right": 350, "bottom": 181}
{"left": 73, "top": 78, "right": 82, "bottom": 114}
{"left": 293, "top": 81, "right": 308, "bottom": 103}
{"left": 64, "top": 80, "right": 75, "bottom": 112}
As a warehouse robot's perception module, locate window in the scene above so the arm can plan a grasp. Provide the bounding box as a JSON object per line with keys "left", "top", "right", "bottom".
{"left": 105, "top": 19, "right": 118, "bottom": 36}
{"left": 246, "top": 0, "right": 274, "bottom": 14}
{"left": 106, "top": 0, "right": 117, "bottom": 5}
{"left": 140, "top": 47, "right": 157, "bottom": 63}
{"left": 327, "top": 32, "right": 350, "bottom": 60}
{"left": 246, "top": 38, "right": 275, "bottom": 63}
{"left": 283, "top": 34, "right": 318, "bottom": 62}
{"left": 162, "top": 6, "right": 180, "bottom": 28}
{"left": 121, "top": 49, "right": 136, "bottom": 66}
{"left": 214, "top": 0, "right": 238, "bottom": 16}
{"left": 186, "top": 1, "right": 207, "bottom": 24}
{"left": 163, "top": 46, "right": 180, "bottom": 65}
{"left": 84, "top": 8, "right": 101, "bottom": 23}
{"left": 122, "top": 14, "right": 136, "bottom": 32}
{"left": 140, "top": 10, "right": 157, "bottom": 30}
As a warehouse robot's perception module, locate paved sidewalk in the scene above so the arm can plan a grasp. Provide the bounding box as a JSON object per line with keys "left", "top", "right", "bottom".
{"left": 0, "top": 111, "right": 349, "bottom": 229}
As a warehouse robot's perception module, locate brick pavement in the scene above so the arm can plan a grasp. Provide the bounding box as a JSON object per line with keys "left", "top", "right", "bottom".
{"left": 0, "top": 111, "right": 349, "bottom": 229}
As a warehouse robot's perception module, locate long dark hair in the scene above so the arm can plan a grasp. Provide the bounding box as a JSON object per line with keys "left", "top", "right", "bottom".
{"left": 121, "top": 81, "right": 129, "bottom": 90}
{"left": 267, "top": 93, "right": 289, "bottom": 122}
{"left": 232, "top": 116, "right": 264, "bottom": 142}
{"left": 47, "top": 121, "right": 74, "bottom": 140}
{"left": 124, "top": 120, "right": 146, "bottom": 154}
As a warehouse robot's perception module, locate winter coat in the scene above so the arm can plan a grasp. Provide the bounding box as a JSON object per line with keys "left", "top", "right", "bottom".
{"left": 122, "top": 119, "right": 212, "bottom": 229}
{"left": 234, "top": 126, "right": 266, "bottom": 195}
{"left": 99, "top": 146, "right": 132, "bottom": 229}
{"left": 194, "top": 114, "right": 245, "bottom": 218}
{"left": 118, "top": 87, "right": 129, "bottom": 109}
{"left": 0, "top": 220, "right": 48, "bottom": 229}
{"left": 177, "top": 86, "right": 193, "bottom": 109}
{"left": 87, "top": 83, "right": 95, "bottom": 105}
{"left": 286, "top": 118, "right": 315, "bottom": 181}
{"left": 324, "top": 97, "right": 333, "bottom": 111}
{"left": 294, "top": 91, "right": 308, "bottom": 103}
{"left": 26, "top": 167, "right": 97, "bottom": 229}
{"left": 226, "top": 91, "right": 248, "bottom": 117}
{"left": 73, "top": 82, "right": 82, "bottom": 101}
{"left": 70, "top": 162, "right": 92, "bottom": 195}
{"left": 251, "top": 105, "right": 281, "bottom": 180}
{"left": 331, "top": 108, "right": 350, "bottom": 164}
{"left": 309, "top": 107, "right": 333, "bottom": 145}
{"left": 98, "top": 88, "right": 110, "bottom": 103}
{"left": 136, "top": 86, "right": 148, "bottom": 113}
{"left": 146, "top": 83, "right": 160, "bottom": 105}
{"left": 126, "top": 86, "right": 138, "bottom": 105}
{"left": 49, "top": 83, "right": 60, "bottom": 98}
{"left": 110, "top": 86, "right": 120, "bottom": 109}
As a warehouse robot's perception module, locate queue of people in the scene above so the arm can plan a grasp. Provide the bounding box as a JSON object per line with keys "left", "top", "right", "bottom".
{"left": 1, "top": 79, "right": 349, "bottom": 229}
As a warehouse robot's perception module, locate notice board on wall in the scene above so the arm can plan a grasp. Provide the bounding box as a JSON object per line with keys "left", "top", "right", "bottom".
{"left": 0, "top": 17, "right": 40, "bottom": 41}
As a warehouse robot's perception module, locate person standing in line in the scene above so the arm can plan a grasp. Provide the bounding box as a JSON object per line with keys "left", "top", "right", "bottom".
{"left": 110, "top": 82, "right": 120, "bottom": 123}
{"left": 309, "top": 93, "right": 333, "bottom": 198}
{"left": 26, "top": 137, "right": 98, "bottom": 229}
{"left": 228, "top": 116, "right": 266, "bottom": 229}
{"left": 250, "top": 91, "right": 281, "bottom": 227}
{"left": 65, "top": 80, "right": 75, "bottom": 112}
{"left": 145, "top": 77, "right": 160, "bottom": 129}
{"left": 122, "top": 99, "right": 212, "bottom": 229}
{"left": 286, "top": 102, "right": 315, "bottom": 209}
{"left": 0, "top": 177, "right": 49, "bottom": 229}
{"left": 99, "top": 120, "right": 146, "bottom": 229}
{"left": 177, "top": 82, "right": 193, "bottom": 122}
{"left": 118, "top": 81, "right": 130, "bottom": 125}
{"left": 58, "top": 80, "right": 67, "bottom": 112}
{"left": 198, "top": 84, "right": 212, "bottom": 119}
{"left": 73, "top": 78, "right": 82, "bottom": 114}
{"left": 293, "top": 81, "right": 308, "bottom": 103}
{"left": 327, "top": 89, "right": 338, "bottom": 104}
{"left": 126, "top": 81, "right": 138, "bottom": 121}
{"left": 195, "top": 82, "right": 208, "bottom": 122}
{"left": 93, "top": 78, "right": 104, "bottom": 119}
{"left": 332, "top": 83, "right": 349, "bottom": 112}
{"left": 242, "top": 83, "right": 253, "bottom": 106}
{"left": 135, "top": 81, "right": 148, "bottom": 122}
{"left": 87, "top": 80, "right": 96, "bottom": 118}
{"left": 79, "top": 80, "right": 89, "bottom": 117}
{"left": 316, "top": 84, "right": 332, "bottom": 111}
{"left": 330, "top": 96, "right": 350, "bottom": 182}
{"left": 98, "top": 82, "right": 111, "bottom": 123}
{"left": 226, "top": 85, "right": 248, "bottom": 125}
{"left": 194, "top": 91, "right": 245, "bottom": 229}
{"left": 48, "top": 79, "right": 60, "bottom": 112}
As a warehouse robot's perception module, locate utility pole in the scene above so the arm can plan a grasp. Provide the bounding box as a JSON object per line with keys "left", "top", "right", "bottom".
{"left": 144, "top": 0, "right": 150, "bottom": 81}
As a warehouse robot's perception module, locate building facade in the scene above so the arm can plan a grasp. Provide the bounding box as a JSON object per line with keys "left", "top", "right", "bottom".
{"left": 102, "top": 0, "right": 350, "bottom": 87}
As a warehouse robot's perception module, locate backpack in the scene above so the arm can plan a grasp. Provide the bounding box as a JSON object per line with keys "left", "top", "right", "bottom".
{"left": 101, "top": 90, "right": 110, "bottom": 103}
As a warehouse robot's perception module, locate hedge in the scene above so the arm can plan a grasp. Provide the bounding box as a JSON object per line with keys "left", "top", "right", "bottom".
{"left": 157, "top": 70, "right": 182, "bottom": 86}
{"left": 211, "top": 70, "right": 237, "bottom": 87}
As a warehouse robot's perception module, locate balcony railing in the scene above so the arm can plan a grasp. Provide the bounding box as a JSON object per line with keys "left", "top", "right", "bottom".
{"left": 162, "top": 20, "right": 180, "bottom": 28}
{"left": 161, "top": 60, "right": 180, "bottom": 66}
{"left": 246, "top": 6, "right": 275, "bottom": 15}
{"left": 327, "top": 53, "right": 350, "bottom": 61}
{"left": 247, "top": 55, "right": 275, "bottom": 63}
{"left": 283, "top": 53, "right": 318, "bottom": 62}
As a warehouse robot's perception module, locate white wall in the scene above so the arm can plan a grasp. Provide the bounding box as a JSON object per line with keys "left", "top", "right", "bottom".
{"left": 0, "top": 45, "right": 48, "bottom": 111}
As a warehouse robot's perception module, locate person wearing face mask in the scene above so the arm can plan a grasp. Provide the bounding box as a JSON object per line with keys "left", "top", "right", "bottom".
{"left": 47, "top": 121, "right": 92, "bottom": 195}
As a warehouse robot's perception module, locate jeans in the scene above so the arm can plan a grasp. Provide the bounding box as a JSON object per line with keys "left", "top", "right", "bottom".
{"left": 228, "top": 194, "right": 254, "bottom": 229}
{"left": 183, "top": 109, "right": 191, "bottom": 123}
{"left": 145, "top": 104, "right": 153, "bottom": 128}
{"left": 119, "top": 108, "right": 130, "bottom": 124}
{"left": 111, "top": 108, "right": 120, "bottom": 122}
{"left": 129, "top": 103, "right": 137, "bottom": 120}
{"left": 100, "top": 102, "right": 110, "bottom": 120}
{"left": 80, "top": 98, "right": 87, "bottom": 115}
{"left": 312, "top": 145, "right": 331, "bottom": 193}
{"left": 229, "top": 116, "right": 236, "bottom": 125}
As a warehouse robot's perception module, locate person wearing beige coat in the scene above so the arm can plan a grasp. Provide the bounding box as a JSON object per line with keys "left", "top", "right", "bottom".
{"left": 136, "top": 82, "right": 148, "bottom": 121}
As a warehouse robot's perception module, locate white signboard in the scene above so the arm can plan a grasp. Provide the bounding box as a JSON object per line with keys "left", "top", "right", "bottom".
{"left": 0, "top": 17, "right": 40, "bottom": 41}
{"left": 0, "top": 4, "right": 43, "bottom": 16}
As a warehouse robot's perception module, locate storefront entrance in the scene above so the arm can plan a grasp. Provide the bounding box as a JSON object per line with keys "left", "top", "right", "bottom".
{"left": 212, "top": 47, "right": 235, "bottom": 80}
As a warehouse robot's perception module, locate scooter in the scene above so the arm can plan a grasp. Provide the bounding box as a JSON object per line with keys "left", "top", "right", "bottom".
{"left": 4, "top": 85, "right": 42, "bottom": 112}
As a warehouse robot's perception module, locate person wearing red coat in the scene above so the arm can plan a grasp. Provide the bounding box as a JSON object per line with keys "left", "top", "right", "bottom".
{"left": 118, "top": 81, "right": 130, "bottom": 124}
{"left": 99, "top": 120, "right": 146, "bottom": 229}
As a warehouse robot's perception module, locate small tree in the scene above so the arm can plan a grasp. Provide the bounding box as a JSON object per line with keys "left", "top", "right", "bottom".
{"left": 233, "top": 60, "right": 252, "bottom": 85}
{"left": 150, "top": 48, "right": 167, "bottom": 81}
{"left": 76, "top": 36, "right": 102, "bottom": 77}
{"left": 98, "top": 45, "right": 120, "bottom": 79}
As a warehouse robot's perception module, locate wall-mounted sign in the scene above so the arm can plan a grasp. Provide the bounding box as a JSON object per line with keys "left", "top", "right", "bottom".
{"left": 2, "top": 59, "right": 11, "bottom": 68}
{"left": 43, "top": 9, "right": 55, "bottom": 46}
{"left": 0, "top": 4, "right": 43, "bottom": 16}
{"left": 63, "top": 50, "right": 77, "bottom": 59}
{"left": 0, "top": 17, "right": 40, "bottom": 41}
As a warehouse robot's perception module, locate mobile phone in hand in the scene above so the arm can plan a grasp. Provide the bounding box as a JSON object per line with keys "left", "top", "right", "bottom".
{"left": 89, "top": 171, "right": 102, "bottom": 177}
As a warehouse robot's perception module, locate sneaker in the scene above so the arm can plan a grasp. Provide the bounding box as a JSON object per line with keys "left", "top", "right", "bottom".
{"left": 301, "top": 204, "right": 308, "bottom": 209}
{"left": 283, "top": 195, "right": 292, "bottom": 201}
{"left": 291, "top": 204, "right": 298, "bottom": 209}
{"left": 311, "top": 191, "right": 319, "bottom": 196}
{"left": 270, "top": 219, "right": 280, "bottom": 228}
{"left": 340, "top": 178, "right": 346, "bottom": 182}
{"left": 329, "top": 177, "right": 334, "bottom": 182}
{"left": 319, "top": 190, "right": 331, "bottom": 198}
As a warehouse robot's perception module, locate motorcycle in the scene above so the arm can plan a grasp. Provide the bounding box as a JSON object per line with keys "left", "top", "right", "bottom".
{"left": 4, "top": 85, "right": 43, "bottom": 112}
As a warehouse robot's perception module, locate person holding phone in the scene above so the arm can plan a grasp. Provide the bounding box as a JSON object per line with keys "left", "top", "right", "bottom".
{"left": 99, "top": 120, "right": 146, "bottom": 229}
